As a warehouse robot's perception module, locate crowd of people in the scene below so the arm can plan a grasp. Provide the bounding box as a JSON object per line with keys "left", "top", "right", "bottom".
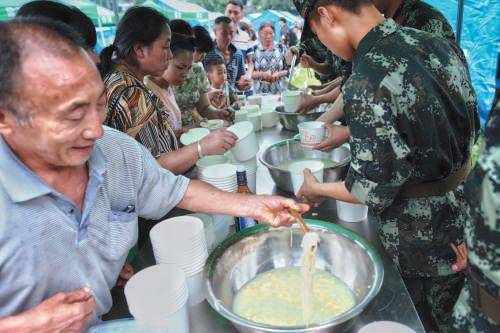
{"left": 0, "top": 0, "right": 498, "bottom": 333}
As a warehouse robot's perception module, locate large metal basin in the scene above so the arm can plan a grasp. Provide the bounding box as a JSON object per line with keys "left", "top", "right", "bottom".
{"left": 204, "top": 221, "right": 384, "bottom": 333}
{"left": 275, "top": 105, "right": 324, "bottom": 132}
{"left": 259, "top": 139, "right": 351, "bottom": 193}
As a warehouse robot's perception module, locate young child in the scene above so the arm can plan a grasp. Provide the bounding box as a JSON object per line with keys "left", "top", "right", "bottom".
{"left": 205, "top": 57, "right": 238, "bottom": 109}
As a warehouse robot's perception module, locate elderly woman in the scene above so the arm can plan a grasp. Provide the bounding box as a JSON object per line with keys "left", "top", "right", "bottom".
{"left": 169, "top": 20, "right": 233, "bottom": 126}
{"left": 251, "top": 22, "right": 289, "bottom": 95}
{"left": 100, "top": 7, "right": 236, "bottom": 175}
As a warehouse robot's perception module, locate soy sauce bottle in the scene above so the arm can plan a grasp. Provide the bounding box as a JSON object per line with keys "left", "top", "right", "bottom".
{"left": 235, "top": 166, "right": 258, "bottom": 231}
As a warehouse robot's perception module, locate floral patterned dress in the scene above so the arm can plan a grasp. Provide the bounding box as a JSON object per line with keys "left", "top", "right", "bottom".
{"left": 252, "top": 43, "right": 289, "bottom": 95}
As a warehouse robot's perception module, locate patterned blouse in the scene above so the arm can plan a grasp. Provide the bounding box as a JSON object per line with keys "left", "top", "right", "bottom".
{"left": 103, "top": 64, "right": 178, "bottom": 157}
{"left": 173, "top": 63, "right": 210, "bottom": 126}
{"left": 252, "top": 43, "right": 289, "bottom": 95}
{"left": 143, "top": 76, "right": 182, "bottom": 132}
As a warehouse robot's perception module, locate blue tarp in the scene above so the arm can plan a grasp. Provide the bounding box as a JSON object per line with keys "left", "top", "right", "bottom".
{"left": 249, "top": 10, "right": 300, "bottom": 42}
{"left": 424, "top": 0, "right": 500, "bottom": 123}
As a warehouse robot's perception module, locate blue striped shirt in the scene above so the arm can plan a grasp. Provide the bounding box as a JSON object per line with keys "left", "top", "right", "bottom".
{"left": 0, "top": 127, "right": 190, "bottom": 324}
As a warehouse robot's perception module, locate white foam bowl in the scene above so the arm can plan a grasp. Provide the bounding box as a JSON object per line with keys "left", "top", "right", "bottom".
{"left": 289, "top": 160, "right": 324, "bottom": 195}
{"left": 179, "top": 127, "right": 210, "bottom": 146}
{"left": 234, "top": 109, "right": 248, "bottom": 123}
{"left": 248, "top": 112, "right": 262, "bottom": 132}
{"left": 281, "top": 90, "right": 302, "bottom": 113}
{"left": 227, "top": 121, "right": 259, "bottom": 162}
{"left": 298, "top": 121, "right": 326, "bottom": 147}
{"left": 336, "top": 200, "right": 369, "bottom": 223}
{"left": 125, "top": 264, "right": 188, "bottom": 323}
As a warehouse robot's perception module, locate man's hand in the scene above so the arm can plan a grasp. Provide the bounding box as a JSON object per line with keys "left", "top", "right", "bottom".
{"left": 296, "top": 93, "right": 319, "bottom": 114}
{"left": 285, "top": 45, "right": 300, "bottom": 65}
{"left": 246, "top": 195, "right": 309, "bottom": 227}
{"left": 312, "top": 124, "right": 350, "bottom": 152}
{"left": 200, "top": 129, "right": 237, "bottom": 156}
{"left": 116, "top": 261, "right": 134, "bottom": 288}
{"left": 1, "top": 289, "right": 96, "bottom": 333}
{"left": 300, "top": 53, "right": 315, "bottom": 69}
{"left": 237, "top": 75, "right": 252, "bottom": 91}
{"left": 211, "top": 107, "right": 235, "bottom": 122}
{"left": 452, "top": 242, "right": 468, "bottom": 273}
{"left": 297, "top": 169, "right": 325, "bottom": 207}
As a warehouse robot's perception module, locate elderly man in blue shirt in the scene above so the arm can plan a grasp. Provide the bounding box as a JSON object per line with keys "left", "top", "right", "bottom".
{"left": 0, "top": 18, "right": 308, "bottom": 332}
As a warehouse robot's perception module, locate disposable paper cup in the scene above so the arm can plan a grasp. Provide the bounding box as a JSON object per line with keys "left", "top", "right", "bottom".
{"left": 248, "top": 112, "right": 262, "bottom": 132}
{"left": 298, "top": 121, "right": 326, "bottom": 147}
{"left": 289, "top": 160, "right": 324, "bottom": 195}
{"left": 246, "top": 95, "right": 262, "bottom": 106}
{"left": 125, "top": 264, "right": 188, "bottom": 329}
{"left": 186, "top": 270, "right": 205, "bottom": 306}
{"left": 281, "top": 90, "right": 302, "bottom": 113}
{"left": 358, "top": 321, "right": 416, "bottom": 333}
{"left": 179, "top": 128, "right": 210, "bottom": 146}
{"left": 227, "top": 121, "right": 259, "bottom": 162}
{"left": 336, "top": 200, "right": 369, "bottom": 222}
{"left": 234, "top": 110, "right": 248, "bottom": 123}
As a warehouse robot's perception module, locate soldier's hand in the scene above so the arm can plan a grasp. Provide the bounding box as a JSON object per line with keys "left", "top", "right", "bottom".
{"left": 297, "top": 169, "right": 325, "bottom": 207}
{"left": 296, "top": 93, "right": 318, "bottom": 114}
{"left": 451, "top": 242, "right": 468, "bottom": 273}
{"left": 285, "top": 45, "right": 300, "bottom": 65}
{"left": 300, "top": 53, "right": 314, "bottom": 69}
{"left": 313, "top": 124, "right": 350, "bottom": 152}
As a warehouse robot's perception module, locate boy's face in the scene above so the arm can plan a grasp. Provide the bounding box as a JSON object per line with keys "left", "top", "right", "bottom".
{"left": 207, "top": 64, "right": 227, "bottom": 87}
{"left": 310, "top": 5, "right": 355, "bottom": 61}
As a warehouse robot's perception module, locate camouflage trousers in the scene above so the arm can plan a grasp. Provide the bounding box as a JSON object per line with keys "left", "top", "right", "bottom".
{"left": 453, "top": 278, "right": 500, "bottom": 333}
{"left": 403, "top": 273, "right": 464, "bottom": 333}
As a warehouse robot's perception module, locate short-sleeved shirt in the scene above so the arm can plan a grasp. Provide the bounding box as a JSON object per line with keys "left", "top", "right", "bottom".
{"left": 173, "top": 63, "right": 210, "bottom": 126}
{"left": 252, "top": 43, "right": 289, "bottom": 95}
{"left": 232, "top": 28, "right": 255, "bottom": 59}
{"left": 0, "top": 127, "right": 190, "bottom": 324}
{"left": 103, "top": 64, "right": 178, "bottom": 157}
{"left": 343, "top": 19, "right": 479, "bottom": 278}
{"left": 204, "top": 43, "right": 246, "bottom": 90}
{"left": 453, "top": 95, "right": 500, "bottom": 332}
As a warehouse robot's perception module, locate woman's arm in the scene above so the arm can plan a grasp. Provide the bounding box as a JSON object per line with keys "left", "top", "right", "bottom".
{"left": 317, "top": 93, "right": 344, "bottom": 123}
{"left": 196, "top": 92, "right": 233, "bottom": 121}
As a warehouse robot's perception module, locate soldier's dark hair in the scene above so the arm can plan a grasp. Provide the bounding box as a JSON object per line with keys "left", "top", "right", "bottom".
{"left": 309, "top": 0, "right": 372, "bottom": 22}
{"left": 193, "top": 25, "right": 214, "bottom": 53}
{"left": 215, "top": 16, "right": 233, "bottom": 26}
{"left": 205, "top": 56, "right": 225, "bottom": 72}
{"left": 16, "top": 0, "right": 97, "bottom": 49}
{"left": 259, "top": 22, "right": 275, "bottom": 32}
{"left": 99, "top": 6, "right": 169, "bottom": 77}
{"left": 227, "top": 0, "right": 244, "bottom": 10}
{"left": 0, "top": 17, "right": 85, "bottom": 123}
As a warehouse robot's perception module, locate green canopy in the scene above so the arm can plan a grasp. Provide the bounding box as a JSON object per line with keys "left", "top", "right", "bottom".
{"left": 0, "top": 0, "right": 116, "bottom": 26}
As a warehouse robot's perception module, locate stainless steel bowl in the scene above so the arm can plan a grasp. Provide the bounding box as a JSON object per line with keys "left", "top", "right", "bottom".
{"left": 204, "top": 221, "right": 384, "bottom": 333}
{"left": 275, "top": 105, "right": 324, "bottom": 131}
{"left": 259, "top": 139, "right": 351, "bottom": 193}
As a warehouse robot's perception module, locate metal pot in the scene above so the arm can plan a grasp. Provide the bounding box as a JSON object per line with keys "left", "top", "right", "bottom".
{"left": 204, "top": 221, "right": 384, "bottom": 333}
{"left": 275, "top": 105, "right": 324, "bottom": 132}
{"left": 259, "top": 139, "right": 351, "bottom": 193}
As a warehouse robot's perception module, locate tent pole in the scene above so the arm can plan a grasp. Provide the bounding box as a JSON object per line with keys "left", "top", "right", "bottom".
{"left": 456, "top": 0, "right": 465, "bottom": 46}
{"left": 112, "top": 0, "right": 120, "bottom": 23}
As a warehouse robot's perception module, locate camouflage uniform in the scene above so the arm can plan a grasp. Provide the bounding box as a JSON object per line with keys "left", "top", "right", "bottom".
{"left": 341, "top": 19, "right": 478, "bottom": 332}
{"left": 453, "top": 91, "right": 500, "bottom": 332}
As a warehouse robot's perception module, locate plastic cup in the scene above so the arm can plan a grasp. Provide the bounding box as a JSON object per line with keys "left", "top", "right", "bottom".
{"left": 289, "top": 160, "right": 324, "bottom": 195}
{"left": 281, "top": 90, "right": 302, "bottom": 113}
{"left": 336, "top": 200, "right": 369, "bottom": 222}
{"left": 298, "top": 121, "right": 326, "bottom": 147}
{"left": 227, "top": 121, "right": 259, "bottom": 162}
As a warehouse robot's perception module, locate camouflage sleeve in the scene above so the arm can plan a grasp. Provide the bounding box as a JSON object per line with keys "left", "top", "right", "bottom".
{"left": 418, "top": 17, "right": 456, "bottom": 42}
{"left": 344, "top": 84, "right": 413, "bottom": 213}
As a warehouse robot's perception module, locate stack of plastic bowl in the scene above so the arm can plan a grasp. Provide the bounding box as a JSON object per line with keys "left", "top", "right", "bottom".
{"left": 199, "top": 163, "right": 238, "bottom": 192}
{"left": 179, "top": 127, "right": 210, "bottom": 146}
{"left": 227, "top": 121, "right": 259, "bottom": 162}
{"left": 149, "top": 216, "right": 208, "bottom": 306}
{"left": 289, "top": 160, "right": 324, "bottom": 195}
{"left": 125, "top": 264, "right": 189, "bottom": 333}
{"left": 336, "top": 200, "right": 369, "bottom": 222}
{"left": 196, "top": 154, "right": 230, "bottom": 178}
{"left": 185, "top": 213, "right": 216, "bottom": 252}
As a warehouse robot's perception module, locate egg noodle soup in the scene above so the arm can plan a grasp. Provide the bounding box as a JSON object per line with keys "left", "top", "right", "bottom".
{"left": 233, "top": 232, "right": 356, "bottom": 327}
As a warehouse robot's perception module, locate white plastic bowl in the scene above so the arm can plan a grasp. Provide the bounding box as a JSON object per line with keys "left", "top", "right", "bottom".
{"left": 281, "top": 90, "right": 302, "bottom": 113}
{"left": 234, "top": 109, "right": 248, "bottom": 123}
{"left": 298, "top": 121, "right": 326, "bottom": 147}
{"left": 261, "top": 109, "right": 279, "bottom": 127}
{"left": 227, "top": 121, "right": 259, "bottom": 162}
{"left": 358, "top": 321, "right": 416, "bottom": 333}
{"left": 248, "top": 112, "right": 262, "bottom": 132}
{"left": 336, "top": 200, "right": 369, "bottom": 222}
{"left": 288, "top": 160, "right": 324, "bottom": 195}
{"left": 201, "top": 164, "right": 237, "bottom": 180}
{"left": 179, "top": 128, "right": 210, "bottom": 146}
{"left": 186, "top": 270, "right": 205, "bottom": 306}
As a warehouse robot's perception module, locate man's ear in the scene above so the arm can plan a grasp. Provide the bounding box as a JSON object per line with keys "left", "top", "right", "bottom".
{"left": 0, "top": 107, "right": 17, "bottom": 136}
{"left": 317, "top": 6, "right": 334, "bottom": 25}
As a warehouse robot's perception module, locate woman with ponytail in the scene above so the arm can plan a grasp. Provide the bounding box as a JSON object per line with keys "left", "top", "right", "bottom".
{"left": 167, "top": 20, "right": 233, "bottom": 126}
{"left": 101, "top": 7, "right": 236, "bottom": 175}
